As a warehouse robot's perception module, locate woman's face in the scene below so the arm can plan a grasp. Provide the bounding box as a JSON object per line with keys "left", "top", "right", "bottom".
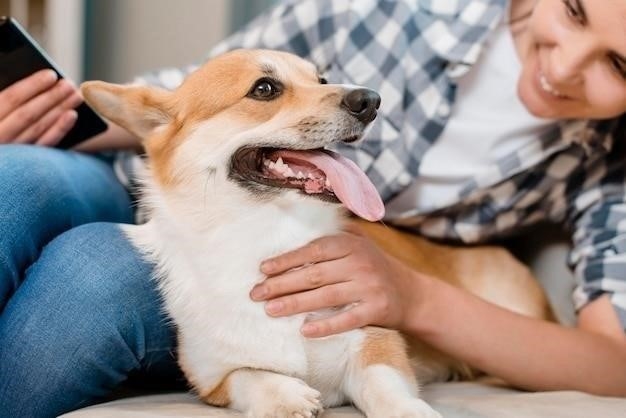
{"left": 518, "top": 0, "right": 626, "bottom": 119}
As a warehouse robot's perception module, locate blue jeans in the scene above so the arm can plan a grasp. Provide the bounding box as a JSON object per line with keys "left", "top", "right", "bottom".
{"left": 0, "top": 145, "right": 180, "bottom": 418}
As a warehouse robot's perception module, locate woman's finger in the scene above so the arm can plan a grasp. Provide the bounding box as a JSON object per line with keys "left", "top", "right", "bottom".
{"left": 264, "top": 281, "right": 359, "bottom": 318}
{"left": 300, "top": 304, "right": 370, "bottom": 338}
{"left": 14, "top": 105, "right": 64, "bottom": 143}
{"left": 37, "top": 110, "right": 78, "bottom": 146}
{"left": 0, "top": 69, "right": 58, "bottom": 119}
{"left": 251, "top": 259, "right": 348, "bottom": 301}
{"left": 261, "top": 233, "right": 354, "bottom": 275}
{"left": 17, "top": 89, "right": 82, "bottom": 144}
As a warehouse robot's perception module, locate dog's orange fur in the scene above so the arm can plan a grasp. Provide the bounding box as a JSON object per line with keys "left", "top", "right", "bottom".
{"left": 361, "top": 327, "right": 415, "bottom": 379}
{"left": 200, "top": 372, "right": 232, "bottom": 407}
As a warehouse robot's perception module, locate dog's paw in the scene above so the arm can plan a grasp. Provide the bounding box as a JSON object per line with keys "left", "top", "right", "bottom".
{"left": 369, "top": 398, "right": 442, "bottom": 418}
{"left": 246, "top": 377, "right": 323, "bottom": 418}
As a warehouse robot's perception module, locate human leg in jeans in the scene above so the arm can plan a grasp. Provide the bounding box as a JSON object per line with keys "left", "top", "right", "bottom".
{"left": 0, "top": 144, "right": 133, "bottom": 309}
{"left": 0, "top": 145, "right": 180, "bottom": 417}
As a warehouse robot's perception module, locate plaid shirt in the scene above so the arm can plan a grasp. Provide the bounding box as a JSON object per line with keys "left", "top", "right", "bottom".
{"left": 116, "top": 0, "right": 626, "bottom": 329}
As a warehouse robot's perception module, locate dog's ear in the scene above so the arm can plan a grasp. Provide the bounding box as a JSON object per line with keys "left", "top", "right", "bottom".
{"left": 80, "top": 81, "right": 173, "bottom": 139}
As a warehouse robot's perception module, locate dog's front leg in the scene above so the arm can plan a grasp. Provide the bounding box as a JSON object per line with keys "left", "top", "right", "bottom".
{"left": 343, "top": 328, "right": 442, "bottom": 418}
{"left": 344, "top": 363, "right": 442, "bottom": 418}
{"left": 204, "top": 368, "right": 323, "bottom": 418}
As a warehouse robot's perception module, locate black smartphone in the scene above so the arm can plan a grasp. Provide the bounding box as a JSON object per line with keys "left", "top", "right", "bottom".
{"left": 0, "top": 16, "right": 107, "bottom": 148}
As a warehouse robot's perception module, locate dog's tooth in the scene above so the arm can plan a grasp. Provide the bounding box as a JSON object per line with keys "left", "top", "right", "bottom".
{"left": 325, "top": 178, "right": 331, "bottom": 188}
{"left": 297, "top": 171, "right": 305, "bottom": 179}
{"left": 276, "top": 157, "right": 285, "bottom": 168}
{"left": 269, "top": 161, "right": 276, "bottom": 169}
{"left": 284, "top": 167, "right": 295, "bottom": 177}
{"left": 263, "top": 159, "right": 271, "bottom": 167}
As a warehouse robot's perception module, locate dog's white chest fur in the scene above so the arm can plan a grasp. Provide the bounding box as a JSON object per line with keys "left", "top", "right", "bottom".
{"left": 124, "top": 198, "right": 362, "bottom": 404}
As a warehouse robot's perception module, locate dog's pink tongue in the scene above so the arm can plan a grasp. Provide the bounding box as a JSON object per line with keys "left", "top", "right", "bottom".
{"left": 279, "top": 150, "right": 384, "bottom": 222}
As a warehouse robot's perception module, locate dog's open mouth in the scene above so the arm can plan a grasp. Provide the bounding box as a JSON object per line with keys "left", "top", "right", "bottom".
{"left": 231, "top": 147, "right": 384, "bottom": 221}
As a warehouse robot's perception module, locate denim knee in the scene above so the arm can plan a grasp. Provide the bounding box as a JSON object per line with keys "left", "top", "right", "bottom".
{"left": 0, "top": 222, "right": 177, "bottom": 418}
{"left": 0, "top": 145, "right": 134, "bottom": 310}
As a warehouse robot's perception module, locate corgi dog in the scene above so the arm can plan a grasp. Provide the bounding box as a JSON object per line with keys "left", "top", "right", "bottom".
{"left": 81, "top": 49, "right": 551, "bottom": 418}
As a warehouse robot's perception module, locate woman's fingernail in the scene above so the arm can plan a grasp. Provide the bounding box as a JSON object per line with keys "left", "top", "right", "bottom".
{"left": 260, "top": 260, "right": 274, "bottom": 272}
{"left": 301, "top": 323, "right": 317, "bottom": 336}
{"left": 266, "top": 300, "right": 283, "bottom": 314}
{"left": 66, "top": 110, "right": 78, "bottom": 121}
{"left": 250, "top": 286, "right": 266, "bottom": 300}
{"left": 42, "top": 69, "right": 58, "bottom": 82}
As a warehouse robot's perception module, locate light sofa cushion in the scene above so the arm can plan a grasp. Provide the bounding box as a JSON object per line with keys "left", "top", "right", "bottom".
{"left": 61, "top": 379, "right": 626, "bottom": 418}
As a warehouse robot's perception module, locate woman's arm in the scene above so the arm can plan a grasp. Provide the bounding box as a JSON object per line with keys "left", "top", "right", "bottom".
{"left": 408, "top": 273, "right": 626, "bottom": 396}
{"left": 579, "top": 295, "right": 625, "bottom": 341}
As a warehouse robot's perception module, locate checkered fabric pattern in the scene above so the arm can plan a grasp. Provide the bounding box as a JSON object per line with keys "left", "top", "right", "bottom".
{"left": 115, "top": 0, "right": 626, "bottom": 329}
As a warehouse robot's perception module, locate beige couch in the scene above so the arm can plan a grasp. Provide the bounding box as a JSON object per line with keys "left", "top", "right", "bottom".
{"left": 61, "top": 379, "right": 626, "bottom": 418}
{"left": 61, "top": 227, "right": 626, "bottom": 417}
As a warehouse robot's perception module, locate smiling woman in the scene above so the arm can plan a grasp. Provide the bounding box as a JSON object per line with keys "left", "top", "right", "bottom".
{"left": 515, "top": 0, "right": 626, "bottom": 118}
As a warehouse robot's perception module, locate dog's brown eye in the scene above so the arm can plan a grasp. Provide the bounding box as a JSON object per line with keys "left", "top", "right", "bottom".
{"left": 319, "top": 77, "right": 328, "bottom": 85}
{"left": 255, "top": 82, "right": 273, "bottom": 97}
{"left": 248, "top": 78, "right": 282, "bottom": 100}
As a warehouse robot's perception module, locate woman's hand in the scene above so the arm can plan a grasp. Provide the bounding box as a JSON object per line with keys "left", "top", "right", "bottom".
{"left": 250, "top": 224, "right": 422, "bottom": 338}
{"left": 0, "top": 69, "right": 83, "bottom": 146}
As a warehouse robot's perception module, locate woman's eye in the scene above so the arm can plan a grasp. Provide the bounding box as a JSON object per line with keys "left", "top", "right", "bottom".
{"left": 249, "top": 79, "right": 281, "bottom": 100}
{"left": 563, "top": 0, "right": 584, "bottom": 24}
{"left": 608, "top": 56, "right": 626, "bottom": 81}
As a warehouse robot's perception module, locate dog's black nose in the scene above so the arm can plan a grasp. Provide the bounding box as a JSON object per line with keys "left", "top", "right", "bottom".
{"left": 341, "top": 88, "right": 381, "bottom": 123}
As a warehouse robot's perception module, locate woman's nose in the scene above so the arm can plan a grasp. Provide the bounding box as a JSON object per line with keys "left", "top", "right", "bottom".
{"left": 550, "top": 40, "right": 592, "bottom": 85}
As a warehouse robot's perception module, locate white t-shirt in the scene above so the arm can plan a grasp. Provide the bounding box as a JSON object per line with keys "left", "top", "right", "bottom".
{"left": 385, "top": 15, "right": 557, "bottom": 218}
